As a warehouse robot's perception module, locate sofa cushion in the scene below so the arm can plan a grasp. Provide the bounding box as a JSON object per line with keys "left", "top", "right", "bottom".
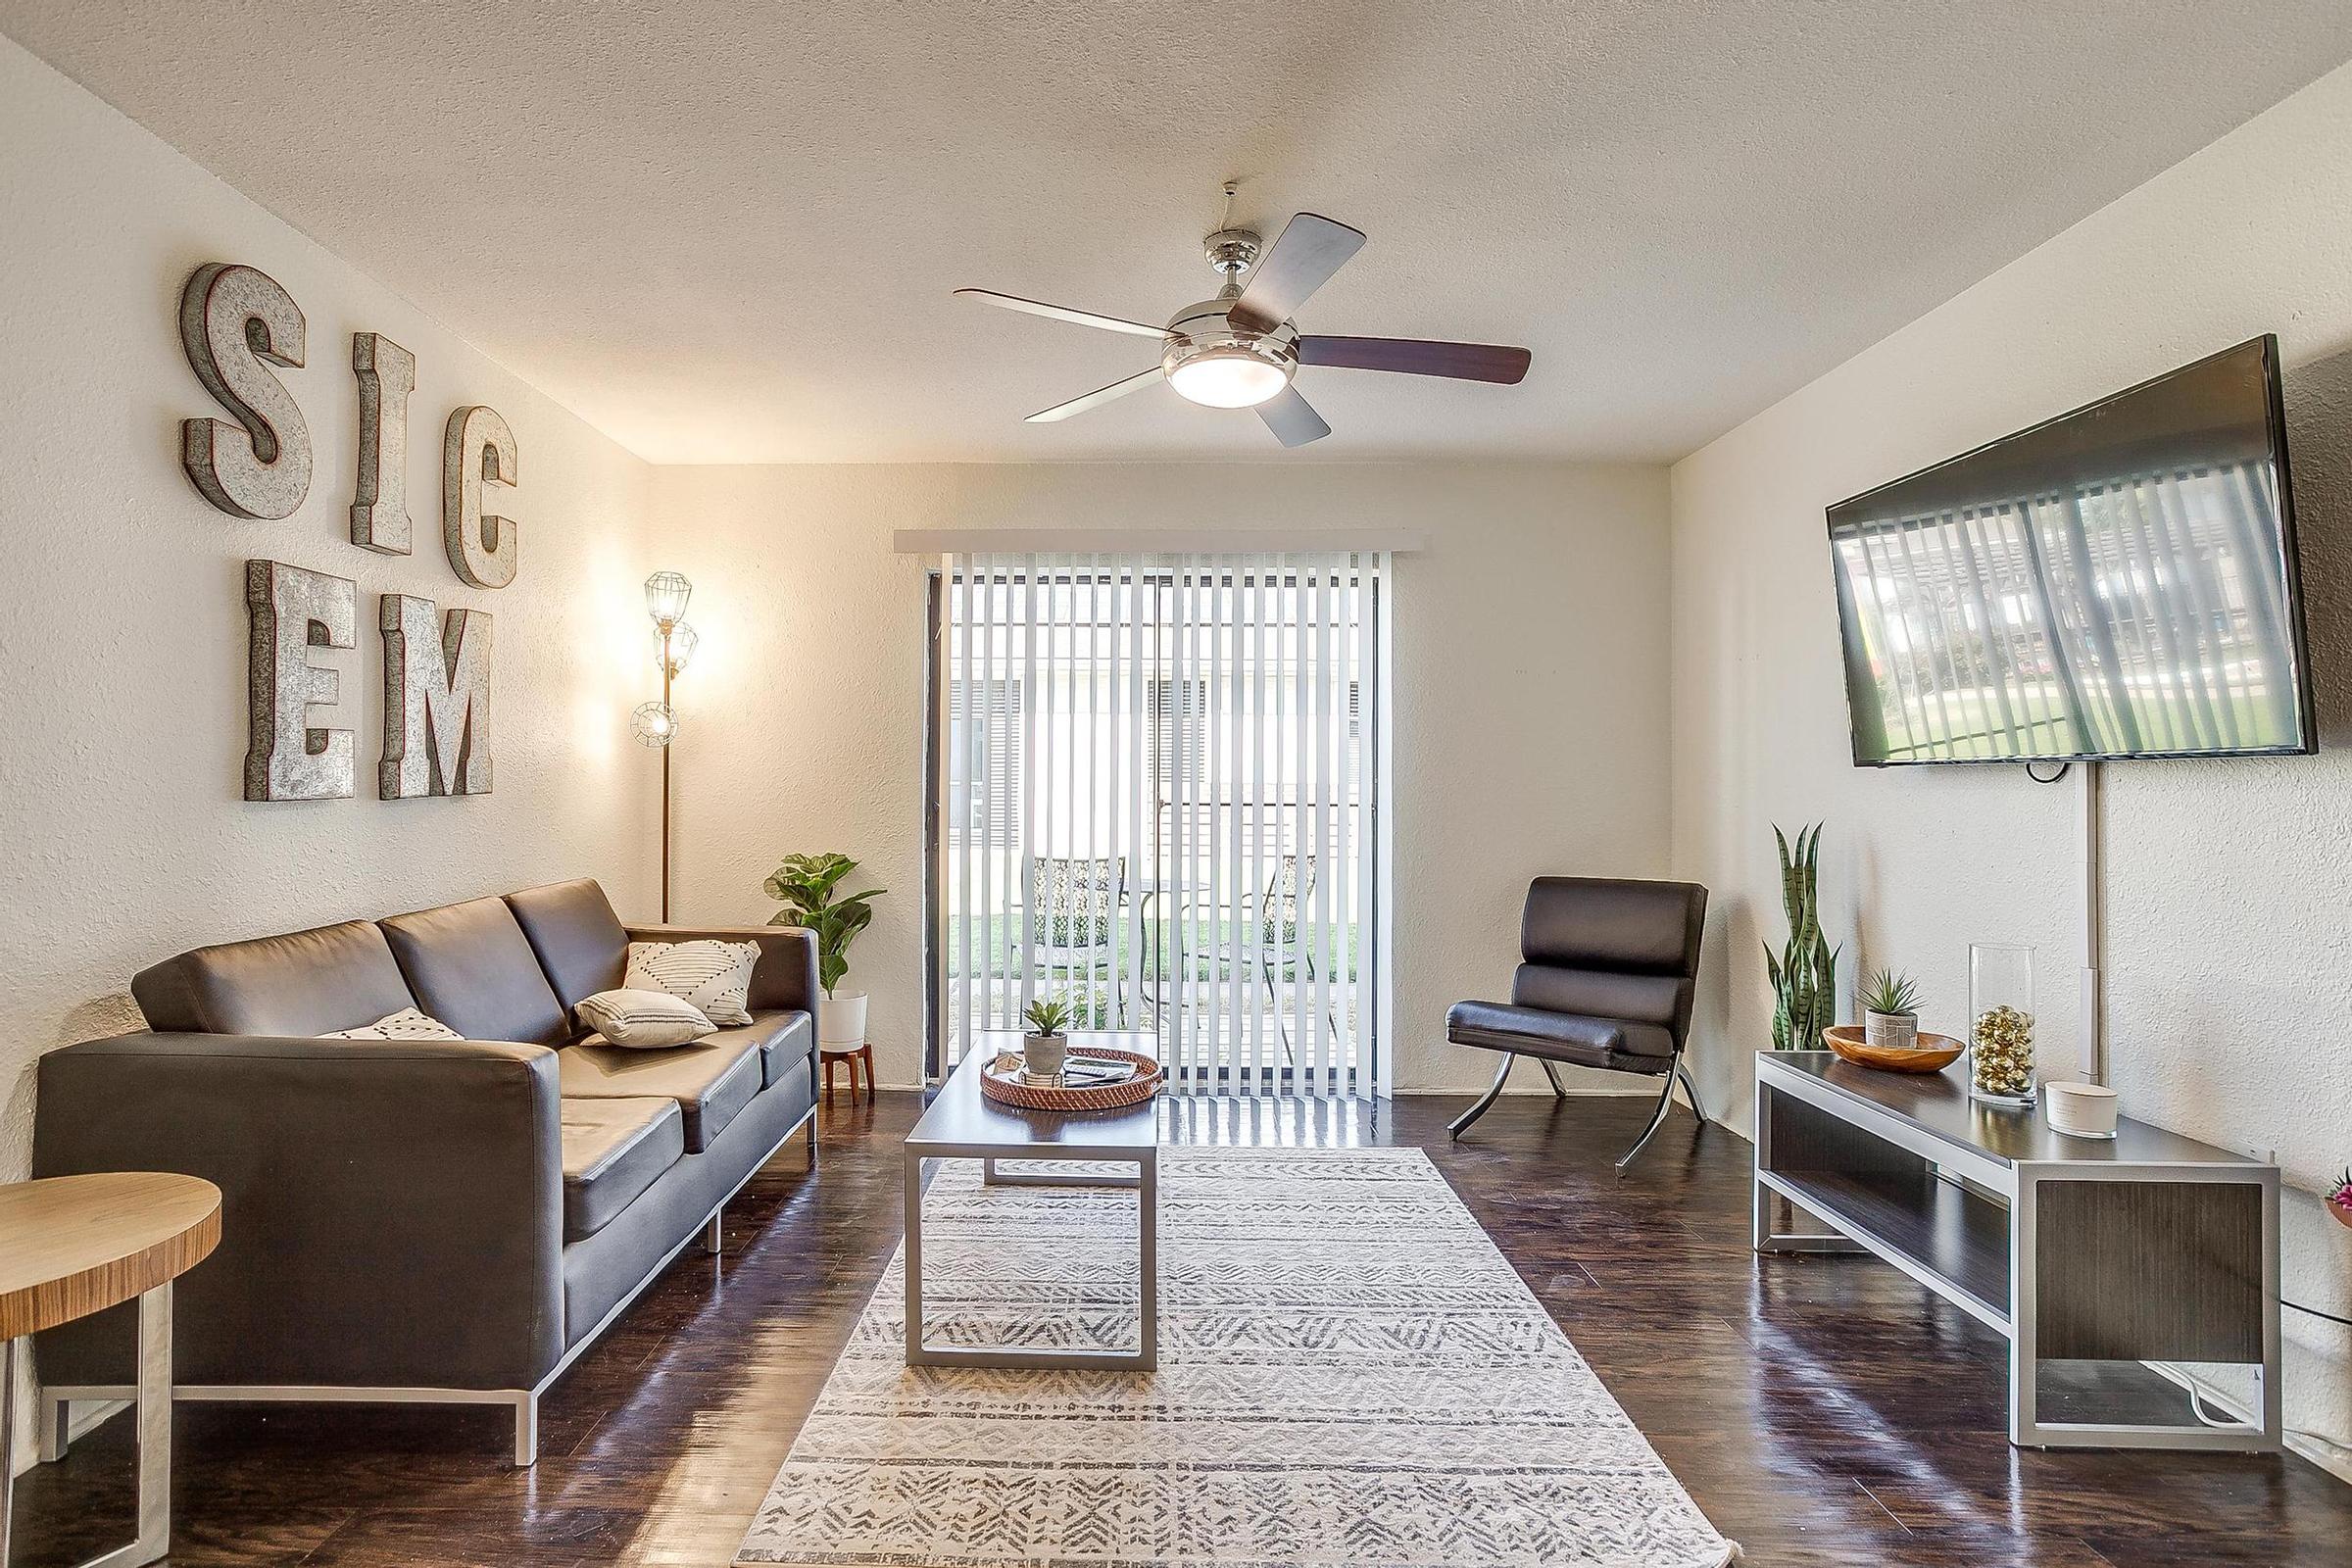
{"left": 625, "top": 924, "right": 816, "bottom": 1013}
{"left": 1446, "top": 1000, "right": 1675, "bottom": 1068}
{"left": 380, "top": 897, "right": 570, "bottom": 1047}
{"left": 745, "top": 1010, "right": 814, "bottom": 1088}
{"left": 561, "top": 1096, "right": 684, "bottom": 1242}
{"left": 132, "top": 919, "right": 417, "bottom": 1037}
{"left": 320, "top": 1007, "right": 465, "bottom": 1041}
{"left": 624, "top": 939, "right": 759, "bottom": 1027}
{"left": 507, "top": 879, "right": 630, "bottom": 1012}
{"left": 558, "top": 1032, "right": 764, "bottom": 1152}
{"left": 576, "top": 989, "right": 714, "bottom": 1049}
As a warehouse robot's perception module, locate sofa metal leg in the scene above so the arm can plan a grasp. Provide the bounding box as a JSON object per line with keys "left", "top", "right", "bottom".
{"left": 1614, "top": 1071, "right": 1680, "bottom": 1171}
{"left": 512, "top": 1392, "right": 538, "bottom": 1467}
{"left": 37, "top": 1390, "right": 71, "bottom": 1463}
{"left": 1673, "top": 1057, "right": 1708, "bottom": 1124}
{"left": 807, "top": 1107, "right": 820, "bottom": 1167}
{"left": 702, "top": 1207, "right": 724, "bottom": 1254}
{"left": 1538, "top": 1059, "right": 1569, "bottom": 1100}
{"left": 1447, "top": 1054, "right": 1515, "bottom": 1141}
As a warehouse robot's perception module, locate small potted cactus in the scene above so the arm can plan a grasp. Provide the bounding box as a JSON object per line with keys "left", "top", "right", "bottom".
{"left": 1861, "top": 967, "right": 1923, "bottom": 1052}
{"left": 1022, "top": 995, "right": 1073, "bottom": 1080}
{"left": 2329, "top": 1168, "right": 2352, "bottom": 1232}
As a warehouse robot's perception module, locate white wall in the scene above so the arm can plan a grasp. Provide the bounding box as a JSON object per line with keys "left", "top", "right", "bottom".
{"left": 1670, "top": 59, "right": 2352, "bottom": 1465}
{"left": 0, "top": 36, "right": 660, "bottom": 1192}
{"left": 649, "top": 461, "right": 1672, "bottom": 1094}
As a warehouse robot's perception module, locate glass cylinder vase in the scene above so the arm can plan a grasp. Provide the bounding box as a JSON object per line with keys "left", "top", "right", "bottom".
{"left": 1968, "top": 943, "right": 2036, "bottom": 1105}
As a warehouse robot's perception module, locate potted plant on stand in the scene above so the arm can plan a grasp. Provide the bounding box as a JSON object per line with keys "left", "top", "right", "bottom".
{"left": 1022, "top": 996, "right": 1072, "bottom": 1082}
{"left": 762, "top": 853, "right": 886, "bottom": 1055}
{"left": 1861, "top": 967, "right": 1922, "bottom": 1052}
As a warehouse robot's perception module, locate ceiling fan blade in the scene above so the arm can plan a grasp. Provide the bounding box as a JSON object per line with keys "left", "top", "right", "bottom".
{"left": 1256, "top": 385, "right": 1331, "bottom": 448}
{"left": 1025, "top": 367, "right": 1165, "bottom": 423}
{"left": 1297, "top": 335, "right": 1532, "bottom": 384}
{"left": 1228, "top": 214, "right": 1367, "bottom": 332}
{"left": 956, "top": 289, "right": 1169, "bottom": 339}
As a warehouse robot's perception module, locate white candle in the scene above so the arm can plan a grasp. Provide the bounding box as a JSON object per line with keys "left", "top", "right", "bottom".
{"left": 2044, "top": 1080, "right": 2119, "bottom": 1138}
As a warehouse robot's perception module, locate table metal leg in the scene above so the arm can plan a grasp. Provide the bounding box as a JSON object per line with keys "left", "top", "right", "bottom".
{"left": 41, "top": 1284, "right": 172, "bottom": 1568}
{"left": 906, "top": 1152, "right": 1158, "bottom": 1370}
{"left": 2, "top": 1337, "right": 18, "bottom": 1567}
{"left": 904, "top": 1152, "right": 925, "bottom": 1366}
{"left": 1137, "top": 1152, "right": 1159, "bottom": 1371}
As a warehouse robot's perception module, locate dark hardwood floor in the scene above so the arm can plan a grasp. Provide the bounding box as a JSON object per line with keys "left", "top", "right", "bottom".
{"left": 13, "top": 1091, "right": 2351, "bottom": 1566}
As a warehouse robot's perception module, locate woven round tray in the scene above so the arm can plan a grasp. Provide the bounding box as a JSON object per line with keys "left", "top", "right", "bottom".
{"left": 979, "top": 1047, "right": 1165, "bottom": 1111}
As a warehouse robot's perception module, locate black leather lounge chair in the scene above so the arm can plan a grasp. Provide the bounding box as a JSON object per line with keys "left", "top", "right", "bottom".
{"left": 1445, "top": 876, "right": 1709, "bottom": 1168}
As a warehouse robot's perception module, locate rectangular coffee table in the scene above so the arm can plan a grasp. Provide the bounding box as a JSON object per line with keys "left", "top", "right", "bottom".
{"left": 904, "top": 1031, "right": 1159, "bottom": 1370}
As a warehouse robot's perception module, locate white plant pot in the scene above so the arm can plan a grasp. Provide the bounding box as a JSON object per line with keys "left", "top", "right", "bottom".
{"left": 819, "top": 991, "right": 868, "bottom": 1048}
{"left": 1864, "top": 1009, "right": 1919, "bottom": 1052}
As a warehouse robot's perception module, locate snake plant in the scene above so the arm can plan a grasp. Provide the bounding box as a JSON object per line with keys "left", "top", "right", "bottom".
{"left": 1764, "top": 823, "right": 1839, "bottom": 1051}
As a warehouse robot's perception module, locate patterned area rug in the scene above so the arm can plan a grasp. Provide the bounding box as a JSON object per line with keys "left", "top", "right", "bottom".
{"left": 738, "top": 1146, "right": 1734, "bottom": 1567}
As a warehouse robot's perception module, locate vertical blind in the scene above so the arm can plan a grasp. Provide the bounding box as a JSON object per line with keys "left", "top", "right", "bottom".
{"left": 934, "top": 551, "right": 1384, "bottom": 1098}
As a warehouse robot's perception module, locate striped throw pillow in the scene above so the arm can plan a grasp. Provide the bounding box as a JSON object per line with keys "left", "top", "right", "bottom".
{"left": 575, "top": 988, "right": 715, "bottom": 1049}
{"left": 623, "top": 939, "right": 759, "bottom": 1027}
{"left": 320, "top": 1007, "right": 465, "bottom": 1041}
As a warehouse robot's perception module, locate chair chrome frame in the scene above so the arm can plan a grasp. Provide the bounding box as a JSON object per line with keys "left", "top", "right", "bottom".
{"left": 1447, "top": 1048, "right": 1708, "bottom": 1170}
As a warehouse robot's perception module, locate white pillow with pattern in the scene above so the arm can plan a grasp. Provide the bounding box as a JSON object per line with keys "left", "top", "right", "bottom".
{"left": 320, "top": 1007, "right": 465, "bottom": 1041}
{"left": 623, "top": 939, "right": 759, "bottom": 1027}
{"left": 574, "top": 988, "right": 714, "bottom": 1049}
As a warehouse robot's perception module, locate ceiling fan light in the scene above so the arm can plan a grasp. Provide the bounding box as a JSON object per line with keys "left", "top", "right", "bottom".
{"left": 1167, "top": 350, "right": 1290, "bottom": 409}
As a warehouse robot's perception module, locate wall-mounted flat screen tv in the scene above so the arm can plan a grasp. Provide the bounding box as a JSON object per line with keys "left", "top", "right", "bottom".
{"left": 1827, "top": 336, "right": 2314, "bottom": 765}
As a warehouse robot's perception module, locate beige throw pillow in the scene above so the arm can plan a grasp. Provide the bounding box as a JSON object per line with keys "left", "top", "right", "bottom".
{"left": 321, "top": 1007, "right": 465, "bottom": 1041}
{"left": 623, "top": 939, "right": 759, "bottom": 1027}
{"left": 575, "top": 988, "right": 715, "bottom": 1049}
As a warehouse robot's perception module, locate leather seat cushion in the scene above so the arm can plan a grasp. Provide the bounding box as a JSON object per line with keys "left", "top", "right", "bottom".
{"left": 561, "top": 1096, "right": 684, "bottom": 1241}
{"left": 380, "top": 897, "right": 570, "bottom": 1047}
{"left": 508, "top": 879, "right": 630, "bottom": 1011}
{"left": 1446, "top": 1000, "right": 1675, "bottom": 1068}
{"left": 741, "top": 1009, "right": 814, "bottom": 1088}
{"left": 559, "top": 1032, "right": 764, "bottom": 1152}
{"left": 131, "top": 919, "right": 417, "bottom": 1037}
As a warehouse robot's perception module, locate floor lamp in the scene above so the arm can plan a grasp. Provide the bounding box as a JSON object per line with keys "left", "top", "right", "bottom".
{"left": 632, "top": 570, "right": 696, "bottom": 921}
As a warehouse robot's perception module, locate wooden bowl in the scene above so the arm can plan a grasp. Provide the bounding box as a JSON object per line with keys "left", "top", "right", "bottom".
{"left": 1822, "top": 1024, "right": 1964, "bottom": 1073}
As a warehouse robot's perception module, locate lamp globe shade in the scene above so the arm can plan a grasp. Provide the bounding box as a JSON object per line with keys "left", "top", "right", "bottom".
{"left": 644, "top": 570, "right": 693, "bottom": 628}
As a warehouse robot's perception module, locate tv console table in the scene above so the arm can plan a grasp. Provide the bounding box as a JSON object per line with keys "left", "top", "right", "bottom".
{"left": 1753, "top": 1052, "right": 2279, "bottom": 1450}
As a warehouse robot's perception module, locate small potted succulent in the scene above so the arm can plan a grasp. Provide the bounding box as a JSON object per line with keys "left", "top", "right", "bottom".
{"left": 1022, "top": 996, "right": 1072, "bottom": 1080}
{"left": 2329, "top": 1168, "right": 2352, "bottom": 1232}
{"left": 1861, "top": 967, "right": 1923, "bottom": 1052}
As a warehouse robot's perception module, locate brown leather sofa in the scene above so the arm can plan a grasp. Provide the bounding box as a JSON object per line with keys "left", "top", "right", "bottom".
{"left": 31, "top": 878, "right": 817, "bottom": 1465}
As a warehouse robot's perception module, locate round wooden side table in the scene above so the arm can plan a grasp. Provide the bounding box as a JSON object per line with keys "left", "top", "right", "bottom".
{"left": 822, "top": 1041, "right": 875, "bottom": 1104}
{"left": 0, "top": 1172, "right": 221, "bottom": 1568}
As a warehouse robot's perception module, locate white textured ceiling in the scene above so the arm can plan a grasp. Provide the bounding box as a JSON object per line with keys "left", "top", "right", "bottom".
{"left": 8, "top": 2, "right": 2350, "bottom": 465}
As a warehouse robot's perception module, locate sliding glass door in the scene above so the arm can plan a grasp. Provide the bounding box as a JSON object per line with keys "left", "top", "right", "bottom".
{"left": 926, "top": 552, "right": 1384, "bottom": 1098}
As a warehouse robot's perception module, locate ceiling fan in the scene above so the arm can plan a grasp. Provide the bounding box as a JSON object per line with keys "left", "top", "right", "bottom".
{"left": 955, "top": 199, "right": 1532, "bottom": 448}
